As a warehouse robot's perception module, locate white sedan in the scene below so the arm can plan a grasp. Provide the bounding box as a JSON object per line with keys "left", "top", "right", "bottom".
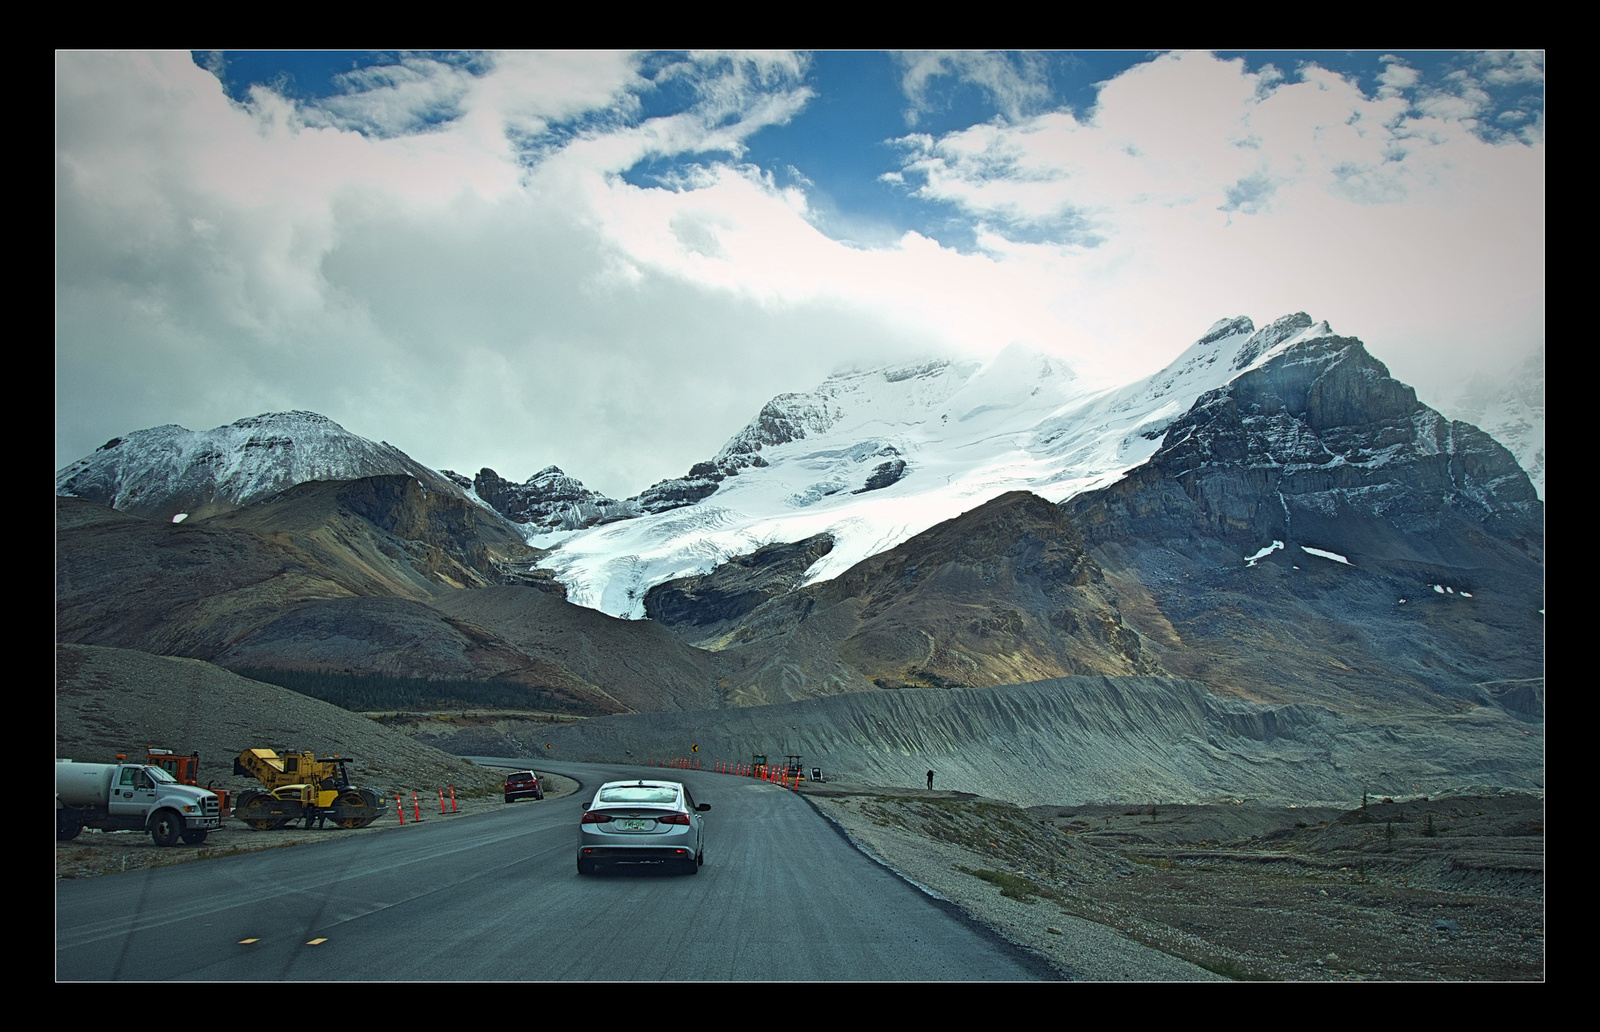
{"left": 577, "top": 780, "right": 709, "bottom": 876}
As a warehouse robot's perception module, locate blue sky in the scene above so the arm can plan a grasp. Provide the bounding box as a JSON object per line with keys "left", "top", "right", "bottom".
{"left": 58, "top": 51, "right": 1543, "bottom": 498}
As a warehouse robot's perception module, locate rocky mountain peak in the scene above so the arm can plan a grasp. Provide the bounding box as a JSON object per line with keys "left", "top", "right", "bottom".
{"left": 1197, "top": 315, "right": 1255, "bottom": 347}
{"left": 1075, "top": 327, "right": 1541, "bottom": 558}
{"left": 1233, "top": 312, "right": 1317, "bottom": 370}
{"left": 471, "top": 466, "right": 638, "bottom": 532}
{"left": 55, "top": 410, "right": 465, "bottom": 522}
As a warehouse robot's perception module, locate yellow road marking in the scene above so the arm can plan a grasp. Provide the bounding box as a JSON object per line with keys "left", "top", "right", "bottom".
{"left": 306, "top": 938, "right": 327, "bottom": 945}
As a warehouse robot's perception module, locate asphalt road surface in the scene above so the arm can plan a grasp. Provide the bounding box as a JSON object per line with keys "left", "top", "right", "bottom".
{"left": 57, "top": 761, "right": 1056, "bottom": 980}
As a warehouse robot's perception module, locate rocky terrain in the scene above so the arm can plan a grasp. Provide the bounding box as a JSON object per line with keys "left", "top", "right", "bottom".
{"left": 462, "top": 466, "right": 640, "bottom": 532}
{"left": 646, "top": 492, "right": 1160, "bottom": 699}
{"left": 55, "top": 486, "right": 737, "bottom": 715}
{"left": 805, "top": 784, "right": 1543, "bottom": 981}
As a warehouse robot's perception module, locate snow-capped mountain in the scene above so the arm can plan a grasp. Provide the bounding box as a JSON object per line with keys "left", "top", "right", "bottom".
{"left": 56, "top": 314, "right": 1542, "bottom": 629}
{"left": 55, "top": 410, "right": 469, "bottom": 522}
{"left": 534, "top": 312, "right": 1382, "bottom": 618}
{"left": 1439, "top": 346, "right": 1544, "bottom": 499}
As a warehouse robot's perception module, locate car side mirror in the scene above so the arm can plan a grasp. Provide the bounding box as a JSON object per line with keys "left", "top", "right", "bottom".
{"left": 696, "top": 803, "right": 711, "bottom": 812}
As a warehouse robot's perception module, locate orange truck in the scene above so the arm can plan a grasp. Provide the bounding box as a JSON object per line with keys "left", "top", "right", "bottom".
{"left": 134, "top": 748, "right": 233, "bottom": 819}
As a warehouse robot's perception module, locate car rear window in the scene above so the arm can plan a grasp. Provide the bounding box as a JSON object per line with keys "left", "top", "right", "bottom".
{"left": 597, "top": 786, "right": 678, "bottom": 805}
{"left": 507, "top": 772, "right": 534, "bottom": 781}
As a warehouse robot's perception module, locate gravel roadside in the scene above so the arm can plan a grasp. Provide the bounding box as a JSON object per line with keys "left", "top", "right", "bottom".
{"left": 798, "top": 782, "right": 1544, "bottom": 982}
{"left": 800, "top": 783, "right": 1224, "bottom": 980}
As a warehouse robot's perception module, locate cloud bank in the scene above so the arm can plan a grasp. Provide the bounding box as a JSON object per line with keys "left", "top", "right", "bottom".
{"left": 56, "top": 50, "right": 1543, "bottom": 499}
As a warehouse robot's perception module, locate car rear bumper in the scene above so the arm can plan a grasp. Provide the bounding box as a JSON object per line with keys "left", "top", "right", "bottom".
{"left": 578, "top": 846, "right": 695, "bottom": 865}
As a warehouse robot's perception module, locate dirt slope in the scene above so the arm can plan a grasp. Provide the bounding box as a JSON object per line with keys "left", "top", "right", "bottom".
{"left": 421, "top": 676, "right": 1544, "bottom": 808}
{"left": 55, "top": 643, "right": 503, "bottom": 802}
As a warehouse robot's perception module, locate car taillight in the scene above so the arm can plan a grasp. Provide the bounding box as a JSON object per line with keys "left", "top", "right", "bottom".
{"left": 657, "top": 813, "right": 691, "bottom": 825}
{"left": 581, "top": 812, "right": 613, "bottom": 824}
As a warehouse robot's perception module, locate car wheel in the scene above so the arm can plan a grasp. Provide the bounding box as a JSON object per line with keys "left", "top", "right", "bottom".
{"left": 577, "top": 858, "right": 596, "bottom": 876}
{"left": 150, "top": 810, "right": 184, "bottom": 847}
{"left": 697, "top": 850, "right": 704, "bottom": 867}
{"left": 504, "top": 795, "right": 514, "bottom": 804}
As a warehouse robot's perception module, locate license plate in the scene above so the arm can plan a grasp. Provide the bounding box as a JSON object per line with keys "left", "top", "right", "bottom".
{"left": 623, "top": 819, "right": 651, "bottom": 830}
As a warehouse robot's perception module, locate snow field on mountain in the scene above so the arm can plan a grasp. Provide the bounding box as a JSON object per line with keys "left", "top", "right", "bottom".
{"left": 538, "top": 323, "right": 1272, "bottom": 618}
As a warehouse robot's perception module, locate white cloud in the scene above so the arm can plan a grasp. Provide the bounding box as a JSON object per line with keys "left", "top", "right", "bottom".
{"left": 1475, "top": 50, "right": 1545, "bottom": 87}
{"left": 55, "top": 51, "right": 943, "bottom": 497}
{"left": 885, "top": 50, "right": 1544, "bottom": 394}
{"left": 56, "top": 50, "right": 1544, "bottom": 501}
{"left": 1376, "top": 56, "right": 1420, "bottom": 95}
{"left": 897, "top": 51, "right": 1052, "bottom": 125}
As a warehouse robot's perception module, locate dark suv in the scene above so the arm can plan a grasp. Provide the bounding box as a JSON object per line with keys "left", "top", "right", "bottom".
{"left": 503, "top": 771, "right": 544, "bottom": 803}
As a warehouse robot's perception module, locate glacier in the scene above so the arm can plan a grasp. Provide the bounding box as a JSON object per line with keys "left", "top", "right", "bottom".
{"left": 535, "top": 315, "right": 1345, "bottom": 618}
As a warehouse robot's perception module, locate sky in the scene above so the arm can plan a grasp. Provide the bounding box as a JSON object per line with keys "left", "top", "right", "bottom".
{"left": 56, "top": 51, "right": 1544, "bottom": 499}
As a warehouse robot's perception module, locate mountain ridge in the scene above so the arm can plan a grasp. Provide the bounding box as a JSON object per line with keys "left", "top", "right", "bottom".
{"left": 54, "top": 313, "right": 1544, "bottom": 808}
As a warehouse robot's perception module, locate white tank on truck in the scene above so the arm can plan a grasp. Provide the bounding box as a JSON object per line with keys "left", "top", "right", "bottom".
{"left": 56, "top": 760, "right": 222, "bottom": 846}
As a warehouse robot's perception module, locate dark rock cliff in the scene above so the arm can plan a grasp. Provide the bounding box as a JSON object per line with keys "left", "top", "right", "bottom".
{"left": 1063, "top": 331, "right": 1544, "bottom": 711}
{"left": 644, "top": 534, "right": 836, "bottom": 632}
{"left": 473, "top": 466, "right": 639, "bottom": 531}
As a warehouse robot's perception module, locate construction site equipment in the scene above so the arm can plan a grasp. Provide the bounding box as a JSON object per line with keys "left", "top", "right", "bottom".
{"left": 782, "top": 755, "right": 805, "bottom": 780}
{"left": 232, "top": 748, "right": 387, "bottom": 830}
{"left": 137, "top": 748, "right": 232, "bottom": 818}
{"left": 56, "top": 760, "right": 221, "bottom": 845}
{"left": 751, "top": 754, "right": 768, "bottom": 777}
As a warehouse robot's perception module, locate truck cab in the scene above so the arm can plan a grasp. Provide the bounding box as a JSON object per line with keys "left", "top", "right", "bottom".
{"left": 110, "top": 763, "right": 164, "bottom": 816}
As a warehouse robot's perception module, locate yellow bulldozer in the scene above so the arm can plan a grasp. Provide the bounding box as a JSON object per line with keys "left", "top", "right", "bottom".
{"left": 232, "top": 748, "right": 387, "bottom": 830}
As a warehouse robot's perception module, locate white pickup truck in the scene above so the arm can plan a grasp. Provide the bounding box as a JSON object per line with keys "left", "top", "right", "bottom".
{"left": 56, "top": 760, "right": 222, "bottom": 846}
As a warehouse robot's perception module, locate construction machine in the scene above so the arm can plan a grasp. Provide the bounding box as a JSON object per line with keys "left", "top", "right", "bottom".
{"left": 232, "top": 748, "right": 387, "bottom": 830}
{"left": 135, "top": 748, "right": 232, "bottom": 818}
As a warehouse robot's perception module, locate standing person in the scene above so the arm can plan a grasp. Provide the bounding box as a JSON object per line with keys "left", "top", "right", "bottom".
{"left": 926, "top": 770, "right": 935, "bottom": 790}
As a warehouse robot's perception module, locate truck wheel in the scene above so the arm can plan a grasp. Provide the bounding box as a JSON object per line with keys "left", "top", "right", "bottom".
{"left": 57, "top": 814, "right": 84, "bottom": 841}
{"left": 150, "top": 810, "right": 184, "bottom": 847}
{"left": 181, "top": 830, "right": 208, "bottom": 846}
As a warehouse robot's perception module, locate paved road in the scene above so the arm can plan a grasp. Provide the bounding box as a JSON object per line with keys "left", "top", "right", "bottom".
{"left": 57, "top": 761, "right": 1055, "bottom": 980}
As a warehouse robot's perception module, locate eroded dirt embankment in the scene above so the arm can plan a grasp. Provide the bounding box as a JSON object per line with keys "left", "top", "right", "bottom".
{"left": 415, "top": 676, "right": 1544, "bottom": 808}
